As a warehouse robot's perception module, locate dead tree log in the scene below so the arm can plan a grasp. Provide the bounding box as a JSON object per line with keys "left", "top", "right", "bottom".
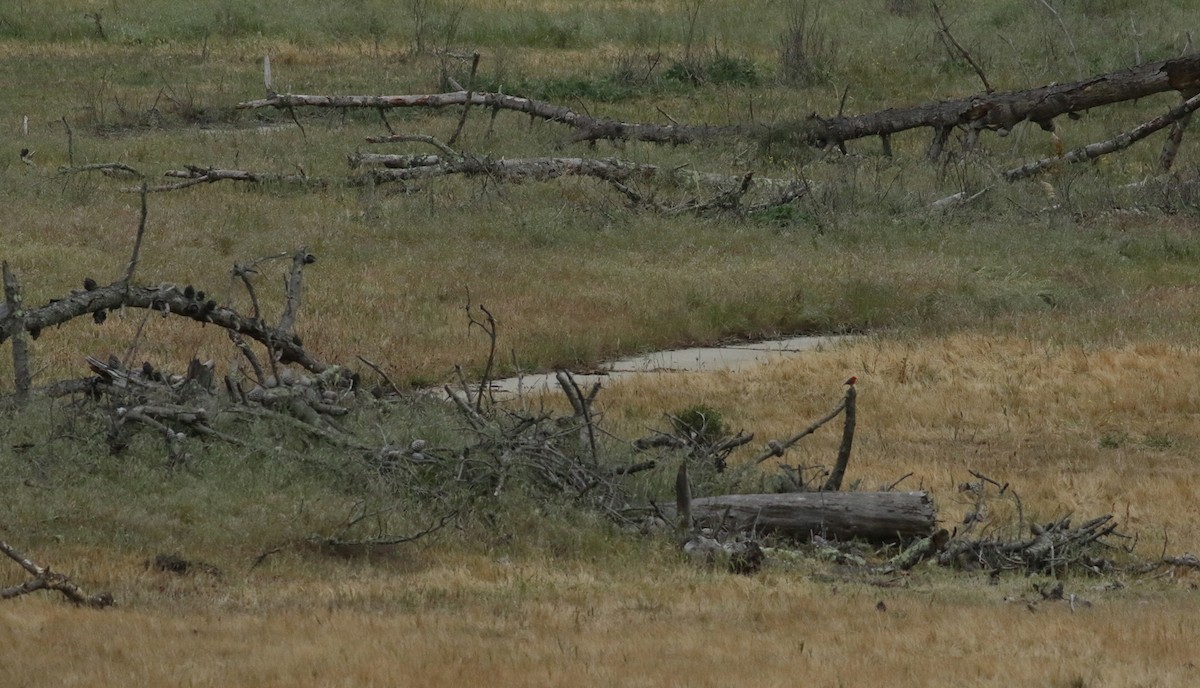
{"left": 1, "top": 262, "right": 32, "bottom": 403}
{"left": 239, "top": 90, "right": 740, "bottom": 146}
{"left": 239, "top": 53, "right": 1200, "bottom": 152}
{"left": 665, "top": 491, "right": 936, "bottom": 543}
{"left": 0, "top": 280, "right": 325, "bottom": 374}
{"left": 1004, "top": 89, "right": 1200, "bottom": 180}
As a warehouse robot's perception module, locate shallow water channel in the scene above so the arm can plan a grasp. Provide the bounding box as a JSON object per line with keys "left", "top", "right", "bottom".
{"left": 478, "top": 335, "right": 850, "bottom": 398}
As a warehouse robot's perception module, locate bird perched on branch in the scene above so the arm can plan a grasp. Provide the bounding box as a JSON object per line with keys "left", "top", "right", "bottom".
{"left": 843, "top": 375, "right": 857, "bottom": 386}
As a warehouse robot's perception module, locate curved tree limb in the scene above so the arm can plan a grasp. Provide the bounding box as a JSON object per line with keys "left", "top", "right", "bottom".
{"left": 1004, "top": 89, "right": 1200, "bottom": 180}
{"left": 0, "top": 281, "right": 325, "bottom": 373}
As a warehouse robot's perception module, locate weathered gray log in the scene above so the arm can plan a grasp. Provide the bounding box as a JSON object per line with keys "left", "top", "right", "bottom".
{"left": 674, "top": 491, "right": 936, "bottom": 543}
{"left": 239, "top": 53, "right": 1200, "bottom": 150}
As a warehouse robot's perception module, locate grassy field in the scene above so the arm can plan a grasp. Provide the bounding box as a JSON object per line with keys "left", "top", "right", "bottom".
{"left": 3, "top": 1, "right": 1200, "bottom": 685}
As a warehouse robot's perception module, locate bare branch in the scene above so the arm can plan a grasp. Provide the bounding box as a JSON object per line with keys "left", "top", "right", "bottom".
{"left": 1004, "top": 89, "right": 1200, "bottom": 180}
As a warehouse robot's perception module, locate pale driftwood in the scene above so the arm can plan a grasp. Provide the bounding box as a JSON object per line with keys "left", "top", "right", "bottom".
{"left": 239, "top": 53, "right": 1200, "bottom": 152}
{"left": 0, "top": 540, "right": 113, "bottom": 608}
{"left": 666, "top": 491, "right": 936, "bottom": 542}
{"left": 1004, "top": 89, "right": 1200, "bottom": 180}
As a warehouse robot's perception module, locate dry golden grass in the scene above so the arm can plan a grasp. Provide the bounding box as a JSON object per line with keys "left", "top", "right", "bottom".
{"left": 3, "top": 547, "right": 1198, "bottom": 688}
{"left": 598, "top": 333, "right": 1200, "bottom": 552}
{"left": 6, "top": 332, "right": 1200, "bottom": 687}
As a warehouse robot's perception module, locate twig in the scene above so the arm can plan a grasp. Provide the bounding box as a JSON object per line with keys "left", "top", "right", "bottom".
{"left": 356, "top": 355, "right": 401, "bottom": 395}
{"left": 377, "top": 107, "right": 394, "bottom": 135}
{"left": 1159, "top": 90, "right": 1196, "bottom": 171}
{"left": 316, "top": 510, "right": 457, "bottom": 548}
{"left": 61, "top": 116, "right": 73, "bottom": 166}
{"left": 58, "top": 162, "right": 143, "bottom": 178}
{"left": 122, "top": 183, "right": 149, "bottom": 285}
{"left": 0, "top": 539, "right": 113, "bottom": 607}
{"left": 753, "top": 396, "right": 848, "bottom": 464}
{"left": 885, "top": 472, "right": 914, "bottom": 491}
{"left": 447, "top": 52, "right": 480, "bottom": 147}
{"left": 465, "top": 301, "right": 498, "bottom": 413}
{"left": 932, "top": 2, "right": 994, "bottom": 93}
{"left": 286, "top": 104, "right": 308, "bottom": 142}
{"left": 556, "top": 370, "right": 599, "bottom": 464}
{"left": 1035, "top": 0, "right": 1084, "bottom": 79}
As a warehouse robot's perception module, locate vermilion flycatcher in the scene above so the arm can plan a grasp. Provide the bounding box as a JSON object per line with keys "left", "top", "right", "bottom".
{"left": 843, "top": 375, "right": 857, "bottom": 386}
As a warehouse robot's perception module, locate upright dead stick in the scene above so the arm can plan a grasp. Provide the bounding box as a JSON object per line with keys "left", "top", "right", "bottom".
{"left": 278, "top": 248, "right": 313, "bottom": 335}
{"left": 2, "top": 262, "right": 32, "bottom": 403}
{"left": 122, "top": 183, "right": 149, "bottom": 285}
{"left": 822, "top": 385, "right": 857, "bottom": 491}
{"left": 675, "top": 461, "right": 692, "bottom": 536}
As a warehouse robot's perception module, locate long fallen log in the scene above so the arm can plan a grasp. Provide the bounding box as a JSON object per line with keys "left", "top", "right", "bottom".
{"left": 669, "top": 491, "right": 936, "bottom": 543}
{"left": 238, "top": 54, "right": 1200, "bottom": 152}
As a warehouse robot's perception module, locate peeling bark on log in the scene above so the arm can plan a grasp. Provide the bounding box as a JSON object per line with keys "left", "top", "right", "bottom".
{"left": 667, "top": 491, "right": 936, "bottom": 543}
{"left": 0, "top": 281, "right": 324, "bottom": 374}
{"left": 239, "top": 54, "right": 1200, "bottom": 150}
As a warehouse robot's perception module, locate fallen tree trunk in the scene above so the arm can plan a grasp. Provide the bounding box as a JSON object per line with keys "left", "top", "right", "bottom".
{"left": 238, "top": 53, "right": 1200, "bottom": 152}
{"left": 669, "top": 491, "right": 936, "bottom": 543}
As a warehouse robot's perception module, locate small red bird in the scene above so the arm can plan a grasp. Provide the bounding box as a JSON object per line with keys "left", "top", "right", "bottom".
{"left": 843, "top": 375, "right": 857, "bottom": 386}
